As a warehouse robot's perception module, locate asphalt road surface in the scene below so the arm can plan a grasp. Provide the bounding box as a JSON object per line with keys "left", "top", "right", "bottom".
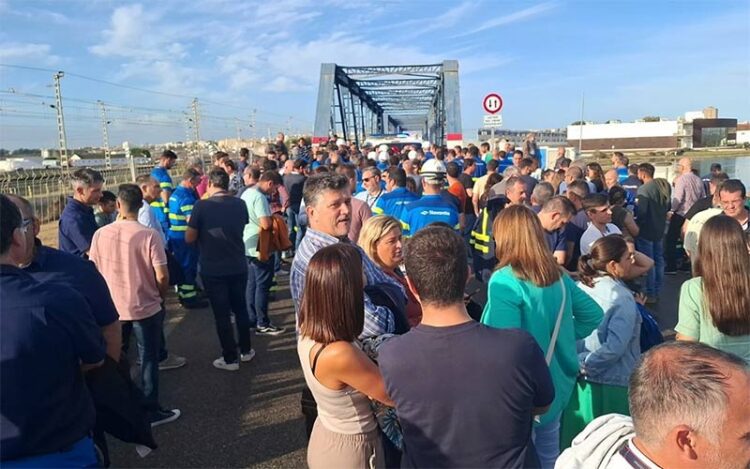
{"left": 108, "top": 270, "right": 688, "bottom": 468}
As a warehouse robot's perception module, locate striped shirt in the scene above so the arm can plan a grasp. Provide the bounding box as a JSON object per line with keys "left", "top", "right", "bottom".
{"left": 671, "top": 172, "right": 706, "bottom": 217}
{"left": 290, "top": 228, "right": 402, "bottom": 338}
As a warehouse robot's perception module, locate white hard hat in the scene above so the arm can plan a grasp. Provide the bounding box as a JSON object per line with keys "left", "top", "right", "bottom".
{"left": 378, "top": 144, "right": 389, "bottom": 152}
{"left": 336, "top": 139, "right": 346, "bottom": 146}
{"left": 408, "top": 150, "right": 418, "bottom": 161}
{"left": 377, "top": 151, "right": 389, "bottom": 162}
{"left": 420, "top": 158, "right": 447, "bottom": 184}
{"left": 367, "top": 151, "right": 377, "bottom": 160}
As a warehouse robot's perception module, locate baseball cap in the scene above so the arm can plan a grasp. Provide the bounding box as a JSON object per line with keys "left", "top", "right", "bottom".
{"left": 420, "top": 159, "right": 447, "bottom": 184}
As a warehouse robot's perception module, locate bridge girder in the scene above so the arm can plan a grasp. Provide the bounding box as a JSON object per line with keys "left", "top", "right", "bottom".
{"left": 313, "top": 61, "right": 463, "bottom": 147}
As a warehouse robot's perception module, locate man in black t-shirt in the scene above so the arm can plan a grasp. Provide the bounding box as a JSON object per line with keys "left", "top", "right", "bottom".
{"left": 186, "top": 168, "right": 253, "bottom": 371}
{"left": 378, "top": 226, "right": 554, "bottom": 468}
{"left": 282, "top": 159, "right": 306, "bottom": 252}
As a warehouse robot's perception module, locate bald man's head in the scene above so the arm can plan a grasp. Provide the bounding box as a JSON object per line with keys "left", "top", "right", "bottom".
{"left": 678, "top": 157, "right": 693, "bottom": 175}
{"left": 604, "top": 169, "right": 619, "bottom": 189}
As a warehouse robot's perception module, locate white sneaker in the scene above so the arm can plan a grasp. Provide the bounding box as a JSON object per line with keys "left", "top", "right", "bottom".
{"left": 213, "top": 357, "right": 239, "bottom": 371}
{"left": 240, "top": 349, "right": 256, "bottom": 362}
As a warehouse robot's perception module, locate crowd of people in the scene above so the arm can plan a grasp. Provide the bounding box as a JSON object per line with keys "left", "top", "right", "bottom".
{"left": 1, "top": 130, "right": 749, "bottom": 468}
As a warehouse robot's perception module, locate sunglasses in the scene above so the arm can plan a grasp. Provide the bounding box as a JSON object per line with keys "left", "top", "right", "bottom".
{"left": 589, "top": 205, "right": 612, "bottom": 214}
{"left": 362, "top": 177, "right": 377, "bottom": 182}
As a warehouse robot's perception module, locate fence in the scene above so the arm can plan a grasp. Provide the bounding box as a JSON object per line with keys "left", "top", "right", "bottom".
{"left": 0, "top": 164, "right": 169, "bottom": 223}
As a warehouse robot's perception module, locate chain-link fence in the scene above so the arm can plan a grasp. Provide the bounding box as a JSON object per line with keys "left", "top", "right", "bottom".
{"left": 0, "top": 164, "right": 181, "bottom": 223}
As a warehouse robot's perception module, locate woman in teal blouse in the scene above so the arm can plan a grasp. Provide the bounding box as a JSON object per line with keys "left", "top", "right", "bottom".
{"left": 481, "top": 206, "right": 603, "bottom": 468}
{"left": 676, "top": 215, "right": 750, "bottom": 363}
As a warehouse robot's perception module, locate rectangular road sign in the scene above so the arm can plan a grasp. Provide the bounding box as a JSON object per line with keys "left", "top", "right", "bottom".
{"left": 483, "top": 114, "right": 503, "bottom": 127}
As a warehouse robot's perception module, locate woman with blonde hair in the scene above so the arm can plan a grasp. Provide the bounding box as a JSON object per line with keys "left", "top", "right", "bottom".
{"left": 676, "top": 215, "right": 750, "bottom": 363}
{"left": 298, "top": 243, "right": 392, "bottom": 468}
{"left": 481, "top": 205, "right": 602, "bottom": 468}
{"left": 358, "top": 215, "right": 421, "bottom": 328}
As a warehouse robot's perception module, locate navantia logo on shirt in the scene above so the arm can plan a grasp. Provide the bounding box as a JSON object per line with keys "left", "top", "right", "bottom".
{"left": 420, "top": 209, "right": 450, "bottom": 216}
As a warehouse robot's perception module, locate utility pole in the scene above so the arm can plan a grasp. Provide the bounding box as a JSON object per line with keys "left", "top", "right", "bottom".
{"left": 235, "top": 117, "right": 242, "bottom": 151}
{"left": 191, "top": 98, "right": 201, "bottom": 158}
{"left": 578, "top": 92, "right": 585, "bottom": 158}
{"left": 53, "top": 71, "right": 69, "bottom": 169}
{"left": 97, "top": 100, "right": 112, "bottom": 168}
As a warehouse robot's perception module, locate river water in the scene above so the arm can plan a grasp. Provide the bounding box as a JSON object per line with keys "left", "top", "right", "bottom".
{"left": 653, "top": 156, "right": 750, "bottom": 183}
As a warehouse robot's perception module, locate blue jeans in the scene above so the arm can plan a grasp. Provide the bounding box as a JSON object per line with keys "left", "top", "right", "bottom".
{"left": 636, "top": 237, "right": 665, "bottom": 297}
{"left": 532, "top": 412, "right": 561, "bottom": 469}
{"left": 246, "top": 257, "right": 274, "bottom": 328}
{"left": 122, "top": 309, "right": 164, "bottom": 411}
{"left": 286, "top": 206, "right": 300, "bottom": 250}
{"left": 202, "top": 272, "right": 253, "bottom": 363}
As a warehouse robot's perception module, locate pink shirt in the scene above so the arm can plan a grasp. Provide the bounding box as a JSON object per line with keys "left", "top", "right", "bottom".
{"left": 348, "top": 197, "right": 372, "bottom": 243}
{"left": 89, "top": 220, "right": 167, "bottom": 321}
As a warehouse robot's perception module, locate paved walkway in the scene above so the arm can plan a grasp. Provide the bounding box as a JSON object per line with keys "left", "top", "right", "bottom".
{"left": 109, "top": 279, "right": 307, "bottom": 468}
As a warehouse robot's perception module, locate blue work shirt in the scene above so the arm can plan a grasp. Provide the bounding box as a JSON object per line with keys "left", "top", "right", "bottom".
{"left": 373, "top": 187, "right": 419, "bottom": 221}
{"left": 168, "top": 185, "right": 197, "bottom": 241}
{"left": 150, "top": 199, "right": 170, "bottom": 234}
{"left": 472, "top": 156, "right": 488, "bottom": 179}
{"left": 58, "top": 196, "right": 98, "bottom": 257}
{"left": 616, "top": 166, "right": 628, "bottom": 184}
{"left": 151, "top": 166, "right": 174, "bottom": 193}
{"left": 401, "top": 194, "right": 460, "bottom": 237}
{"left": 25, "top": 239, "right": 119, "bottom": 327}
{"left": 0, "top": 265, "right": 104, "bottom": 462}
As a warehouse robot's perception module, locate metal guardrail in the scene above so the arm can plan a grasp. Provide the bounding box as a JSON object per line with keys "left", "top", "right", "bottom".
{"left": 0, "top": 164, "right": 176, "bottom": 223}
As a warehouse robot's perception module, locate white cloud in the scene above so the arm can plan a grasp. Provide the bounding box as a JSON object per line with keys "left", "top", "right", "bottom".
{"left": 89, "top": 4, "right": 187, "bottom": 60}
{"left": 371, "top": 0, "right": 476, "bottom": 35}
{"left": 0, "top": 41, "right": 60, "bottom": 64}
{"left": 454, "top": 2, "right": 557, "bottom": 37}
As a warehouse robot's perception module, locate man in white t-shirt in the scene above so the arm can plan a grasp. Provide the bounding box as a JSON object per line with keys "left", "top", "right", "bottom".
{"left": 580, "top": 193, "right": 622, "bottom": 255}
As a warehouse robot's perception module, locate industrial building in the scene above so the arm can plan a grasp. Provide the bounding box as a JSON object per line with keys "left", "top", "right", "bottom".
{"left": 567, "top": 107, "right": 738, "bottom": 151}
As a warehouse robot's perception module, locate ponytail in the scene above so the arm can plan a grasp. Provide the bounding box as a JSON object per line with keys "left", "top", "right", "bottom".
{"left": 577, "top": 253, "right": 597, "bottom": 288}
{"left": 577, "top": 234, "right": 629, "bottom": 288}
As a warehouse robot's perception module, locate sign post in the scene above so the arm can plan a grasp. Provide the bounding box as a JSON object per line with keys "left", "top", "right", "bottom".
{"left": 482, "top": 93, "right": 503, "bottom": 150}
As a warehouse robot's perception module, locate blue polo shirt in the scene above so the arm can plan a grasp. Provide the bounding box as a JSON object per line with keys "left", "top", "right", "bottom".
{"left": 401, "top": 194, "right": 460, "bottom": 237}
{"left": 58, "top": 197, "right": 98, "bottom": 257}
{"left": 616, "top": 166, "right": 628, "bottom": 184}
{"left": 373, "top": 187, "right": 419, "bottom": 221}
{"left": 25, "top": 239, "right": 119, "bottom": 327}
{"left": 472, "top": 156, "right": 487, "bottom": 179}
{"left": 150, "top": 199, "right": 170, "bottom": 234}
{"left": 0, "top": 265, "right": 104, "bottom": 462}
{"left": 151, "top": 166, "right": 174, "bottom": 192}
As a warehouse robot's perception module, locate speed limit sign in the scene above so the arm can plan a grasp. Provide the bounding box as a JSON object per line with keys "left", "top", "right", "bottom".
{"left": 483, "top": 93, "right": 503, "bottom": 114}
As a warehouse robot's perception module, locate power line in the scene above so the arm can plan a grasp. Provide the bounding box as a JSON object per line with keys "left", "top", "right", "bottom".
{"left": 0, "top": 63, "right": 312, "bottom": 121}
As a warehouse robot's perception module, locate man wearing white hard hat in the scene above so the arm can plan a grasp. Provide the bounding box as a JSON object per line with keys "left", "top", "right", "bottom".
{"left": 399, "top": 159, "right": 460, "bottom": 237}
{"left": 376, "top": 151, "right": 389, "bottom": 172}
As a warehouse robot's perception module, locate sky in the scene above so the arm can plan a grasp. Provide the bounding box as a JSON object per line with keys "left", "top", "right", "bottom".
{"left": 0, "top": 0, "right": 748, "bottom": 150}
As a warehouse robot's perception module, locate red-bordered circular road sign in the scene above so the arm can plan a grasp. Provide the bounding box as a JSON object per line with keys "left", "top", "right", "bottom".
{"left": 483, "top": 93, "right": 503, "bottom": 114}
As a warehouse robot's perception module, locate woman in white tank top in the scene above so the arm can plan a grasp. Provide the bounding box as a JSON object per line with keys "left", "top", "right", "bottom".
{"left": 297, "top": 244, "right": 393, "bottom": 468}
